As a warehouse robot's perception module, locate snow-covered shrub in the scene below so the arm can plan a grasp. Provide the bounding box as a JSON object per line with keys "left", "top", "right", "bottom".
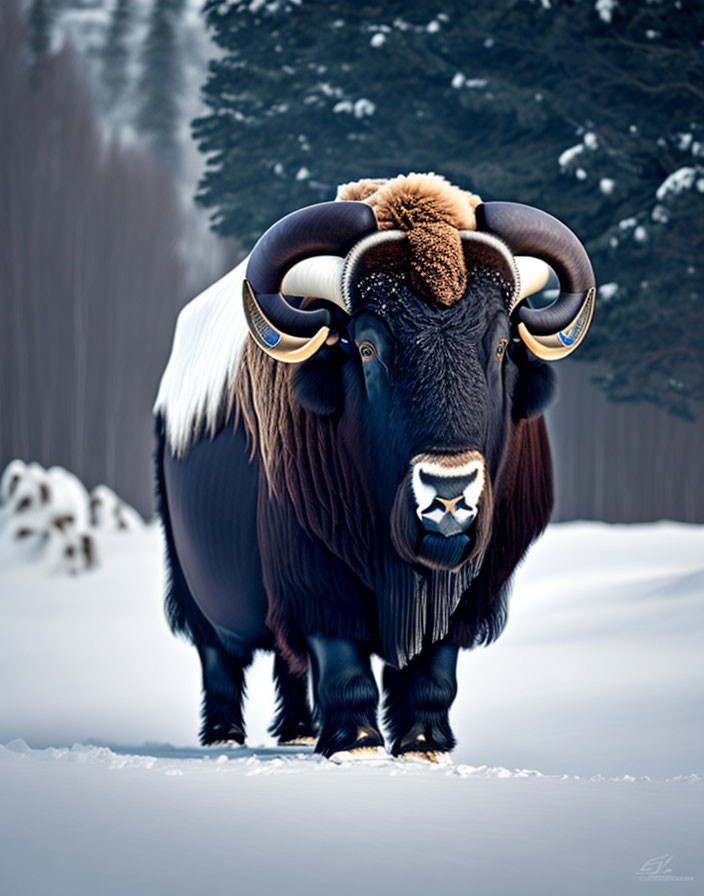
{"left": 0, "top": 461, "right": 142, "bottom": 575}
{"left": 89, "top": 484, "right": 144, "bottom": 533}
{"left": 0, "top": 461, "right": 96, "bottom": 574}
{"left": 45, "top": 466, "right": 92, "bottom": 533}
{"left": 0, "top": 461, "right": 53, "bottom": 558}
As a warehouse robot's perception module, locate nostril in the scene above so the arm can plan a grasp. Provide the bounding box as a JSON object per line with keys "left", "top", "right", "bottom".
{"left": 419, "top": 502, "right": 476, "bottom": 535}
{"left": 430, "top": 497, "right": 451, "bottom": 514}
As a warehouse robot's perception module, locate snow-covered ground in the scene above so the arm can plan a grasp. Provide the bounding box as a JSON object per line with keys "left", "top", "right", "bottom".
{"left": 1, "top": 522, "right": 702, "bottom": 894}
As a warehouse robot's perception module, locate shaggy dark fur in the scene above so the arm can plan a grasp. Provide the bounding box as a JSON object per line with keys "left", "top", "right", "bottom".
{"left": 446, "top": 415, "right": 553, "bottom": 648}
{"left": 268, "top": 653, "right": 316, "bottom": 744}
{"left": 155, "top": 416, "right": 220, "bottom": 649}
{"left": 197, "top": 642, "right": 248, "bottom": 745}
{"left": 156, "top": 174, "right": 560, "bottom": 755}
{"left": 156, "top": 416, "right": 315, "bottom": 746}
{"left": 383, "top": 642, "right": 459, "bottom": 755}
{"left": 232, "top": 263, "right": 553, "bottom": 672}
{"left": 308, "top": 637, "right": 384, "bottom": 757}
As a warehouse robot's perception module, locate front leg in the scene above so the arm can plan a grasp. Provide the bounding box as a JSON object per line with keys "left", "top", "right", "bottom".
{"left": 383, "top": 642, "right": 459, "bottom": 759}
{"left": 307, "top": 636, "right": 384, "bottom": 758}
{"left": 269, "top": 653, "right": 317, "bottom": 746}
{"left": 197, "top": 641, "right": 251, "bottom": 746}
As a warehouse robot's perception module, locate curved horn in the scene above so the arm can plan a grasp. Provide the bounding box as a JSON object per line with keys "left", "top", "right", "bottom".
{"left": 515, "top": 256, "right": 551, "bottom": 302}
{"left": 243, "top": 201, "right": 377, "bottom": 362}
{"left": 281, "top": 256, "right": 346, "bottom": 309}
{"left": 476, "top": 202, "right": 596, "bottom": 360}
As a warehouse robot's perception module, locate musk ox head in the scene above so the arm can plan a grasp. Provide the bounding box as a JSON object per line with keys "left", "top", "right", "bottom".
{"left": 241, "top": 174, "right": 595, "bottom": 582}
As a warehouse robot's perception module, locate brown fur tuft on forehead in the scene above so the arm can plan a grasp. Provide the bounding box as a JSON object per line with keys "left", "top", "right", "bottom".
{"left": 336, "top": 173, "right": 482, "bottom": 307}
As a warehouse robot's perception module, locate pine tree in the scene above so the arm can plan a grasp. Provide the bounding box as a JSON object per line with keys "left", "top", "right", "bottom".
{"left": 103, "top": 0, "right": 133, "bottom": 109}
{"left": 1, "top": 0, "right": 204, "bottom": 515}
{"left": 194, "top": 0, "right": 704, "bottom": 418}
{"left": 136, "top": 0, "right": 187, "bottom": 174}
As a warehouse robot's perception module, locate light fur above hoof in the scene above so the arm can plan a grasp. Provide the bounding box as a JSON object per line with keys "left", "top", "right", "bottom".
{"left": 279, "top": 736, "right": 316, "bottom": 747}
{"left": 398, "top": 750, "right": 452, "bottom": 765}
{"left": 328, "top": 746, "right": 389, "bottom": 763}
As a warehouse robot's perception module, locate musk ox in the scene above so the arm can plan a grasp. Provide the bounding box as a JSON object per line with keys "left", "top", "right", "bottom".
{"left": 154, "top": 173, "right": 595, "bottom": 760}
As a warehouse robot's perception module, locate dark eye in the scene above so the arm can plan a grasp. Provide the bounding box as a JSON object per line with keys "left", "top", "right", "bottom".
{"left": 359, "top": 341, "right": 376, "bottom": 362}
{"left": 495, "top": 338, "right": 508, "bottom": 360}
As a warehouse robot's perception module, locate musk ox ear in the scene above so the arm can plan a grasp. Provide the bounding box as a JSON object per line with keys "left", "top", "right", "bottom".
{"left": 290, "top": 345, "right": 343, "bottom": 416}
{"left": 510, "top": 341, "right": 557, "bottom": 420}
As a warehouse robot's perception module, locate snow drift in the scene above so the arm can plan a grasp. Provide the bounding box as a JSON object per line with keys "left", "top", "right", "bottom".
{"left": 0, "top": 459, "right": 142, "bottom": 574}
{"left": 0, "top": 520, "right": 702, "bottom": 894}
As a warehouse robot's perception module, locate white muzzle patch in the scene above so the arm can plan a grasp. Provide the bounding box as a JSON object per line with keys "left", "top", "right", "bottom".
{"left": 411, "top": 452, "right": 486, "bottom": 535}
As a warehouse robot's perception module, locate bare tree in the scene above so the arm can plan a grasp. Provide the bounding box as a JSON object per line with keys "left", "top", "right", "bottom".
{"left": 0, "top": 0, "right": 216, "bottom": 516}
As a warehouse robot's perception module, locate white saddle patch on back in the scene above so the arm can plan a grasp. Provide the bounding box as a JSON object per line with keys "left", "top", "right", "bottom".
{"left": 153, "top": 255, "right": 251, "bottom": 456}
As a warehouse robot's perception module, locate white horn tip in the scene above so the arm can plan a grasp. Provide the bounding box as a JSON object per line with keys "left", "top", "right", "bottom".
{"left": 281, "top": 256, "right": 346, "bottom": 310}
{"left": 516, "top": 256, "right": 552, "bottom": 301}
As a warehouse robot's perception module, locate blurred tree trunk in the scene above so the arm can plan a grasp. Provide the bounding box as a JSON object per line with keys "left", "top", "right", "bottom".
{"left": 0, "top": 1, "right": 216, "bottom": 518}
{"left": 548, "top": 362, "right": 704, "bottom": 523}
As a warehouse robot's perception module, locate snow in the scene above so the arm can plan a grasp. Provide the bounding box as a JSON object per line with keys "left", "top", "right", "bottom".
{"left": 560, "top": 133, "right": 599, "bottom": 178}
{"left": 655, "top": 166, "right": 700, "bottom": 201}
{"left": 334, "top": 97, "right": 378, "bottom": 118}
{"left": 452, "top": 74, "right": 489, "bottom": 89}
{"left": 558, "top": 143, "right": 584, "bottom": 168}
{"left": 583, "top": 131, "right": 598, "bottom": 150}
{"left": 600, "top": 177, "right": 615, "bottom": 194}
{"left": 595, "top": 0, "right": 617, "bottom": 24}
{"left": 599, "top": 282, "right": 619, "bottom": 301}
{"left": 370, "top": 32, "right": 386, "bottom": 48}
{"left": 1, "top": 521, "right": 703, "bottom": 892}
{"left": 677, "top": 132, "right": 693, "bottom": 151}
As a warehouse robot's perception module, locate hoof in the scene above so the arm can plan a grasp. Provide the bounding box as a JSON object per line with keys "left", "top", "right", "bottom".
{"left": 398, "top": 750, "right": 452, "bottom": 765}
{"left": 391, "top": 722, "right": 455, "bottom": 758}
{"left": 201, "top": 722, "right": 245, "bottom": 747}
{"left": 329, "top": 746, "right": 389, "bottom": 763}
{"left": 315, "top": 723, "right": 385, "bottom": 759}
{"left": 271, "top": 718, "right": 317, "bottom": 745}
